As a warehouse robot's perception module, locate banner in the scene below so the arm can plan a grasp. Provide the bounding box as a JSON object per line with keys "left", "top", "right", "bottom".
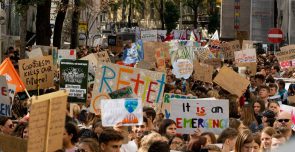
{"left": 141, "top": 30, "right": 158, "bottom": 42}
{"left": 214, "top": 66, "right": 250, "bottom": 97}
{"left": 170, "top": 99, "right": 229, "bottom": 135}
{"left": 58, "top": 49, "right": 77, "bottom": 63}
{"left": 28, "top": 91, "right": 68, "bottom": 152}
{"left": 93, "top": 62, "right": 166, "bottom": 107}
{"left": 101, "top": 98, "right": 143, "bottom": 126}
{"left": 276, "top": 45, "right": 295, "bottom": 69}
{"left": 0, "top": 58, "right": 26, "bottom": 92}
{"left": 18, "top": 56, "right": 54, "bottom": 90}
{"left": 26, "top": 48, "right": 43, "bottom": 58}
{"left": 194, "top": 62, "right": 213, "bottom": 83}
{"left": 220, "top": 40, "right": 240, "bottom": 60}
{"left": 235, "top": 48, "right": 257, "bottom": 63}
{"left": 7, "top": 83, "right": 16, "bottom": 101}
{"left": 161, "top": 93, "right": 197, "bottom": 119}
{"left": 0, "top": 76, "right": 11, "bottom": 117}
{"left": 60, "top": 59, "right": 88, "bottom": 103}
{"left": 172, "top": 59, "right": 193, "bottom": 79}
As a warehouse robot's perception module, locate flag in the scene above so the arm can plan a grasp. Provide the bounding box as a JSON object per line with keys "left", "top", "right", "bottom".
{"left": 211, "top": 30, "right": 219, "bottom": 40}
{"left": 0, "top": 58, "right": 26, "bottom": 92}
{"left": 190, "top": 31, "right": 196, "bottom": 41}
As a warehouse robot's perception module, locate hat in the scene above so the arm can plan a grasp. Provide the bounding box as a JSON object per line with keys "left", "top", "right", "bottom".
{"left": 262, "top": 110, "right": 276, "bottom": 118}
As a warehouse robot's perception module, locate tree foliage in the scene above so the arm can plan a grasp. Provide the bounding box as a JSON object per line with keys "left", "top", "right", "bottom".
{"left": 164, "top": 1, "right": 179, "bottom": 33}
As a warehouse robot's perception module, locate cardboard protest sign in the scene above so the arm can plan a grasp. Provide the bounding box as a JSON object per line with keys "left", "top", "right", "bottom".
{"left": 170, "top": 99, "right": 229, "bottom": 134}
{"left": 97, "top": 51, "right": 111, "bottom": 63}
{"left": 60, "top": 59, "right": 88, "bottom": 103}
{"left": 26, "top": 47, "right": 43, "bottom": 58}
{"left": 204, "top": 58, "right": 222, "bottom": 69}
{"left": 194, "top": 62, "right": 213, "bottom": 83}
{"left": 213, "top": 66, "right": 250, "bottom": 97}
{"left": 109, "top": 86, "right": 135, "bottom": 99}
{"left": 92, "top": 62, "right": 166, "bottom": 107}
{"left": 143, "top": 42, "right": 170, "bottom": 64}
{"left": 136, "top": 60, "right": 155, "bottom": 70}
{"left": 242, "top": 40, "right": 254, "bottom": 49}
{"left": 235, "top": 48, "right": 257, "bottom": 63}
{"left": 28, "top": 91, "right": 68, "bottom": 152}
{"left": 0, "top": 76, "right": 11, "bottom": 117}
{"left": 58, "top": 49, "right": 77, "bottom": 63}
{"left": 161, "top": 93, "right": 197, "bottom": 119}
{"left": 18, "top": 56, "right": 54, "bottom": 90}
{"left": 80, "top": 53, "right": 99, "bottom": 84}
{"left": 101, "top": 98, "right": 143, "bottom": 126}
{"left": 141, "top": 30, "right": 158, "bottom": 42}
{"left": 0, "top": 133, "right": 27, "bottom": 152}
{"left": 220, "top": 40, "right": 240, "bottom": 60}
{"left": 172, "top": 59, "right": 193, "bottom": 79}
{"left": 195, "top": 47, "right": 215, "bottom": 62}
{"left": 276, "top": 45, "right": 295, "bottom": 68}
{"left": 236, "top": 62, "right": 257, "bottom": 76}
{"left": 122, "top": 40, "right": 144, "bottom": 64}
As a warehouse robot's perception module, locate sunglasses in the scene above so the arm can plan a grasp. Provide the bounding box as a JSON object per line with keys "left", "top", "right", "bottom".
{"left": 277, "top": 119, "right": 290, "bottom": 123}
{"left": 75, "top": 149, "right": 87, "bottom": 152}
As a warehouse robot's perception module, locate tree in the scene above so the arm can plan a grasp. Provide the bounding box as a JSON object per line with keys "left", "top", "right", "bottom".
{"left": 152, "top": 0, "right": 165, "bottom": 30}
{"left": 164, "top": 1, "right": 179, "bottom": 33}
{"left": 70, "top": 0, "right": 80, "bottom": 49}
{"left": 36, "top": 0, "right": 52, "bottom": 46}
{"left": 183, "top": 0, "right": 205, "bottom": 29}
{"left": 53, "top": 0, "right": 69, "bottom": 48}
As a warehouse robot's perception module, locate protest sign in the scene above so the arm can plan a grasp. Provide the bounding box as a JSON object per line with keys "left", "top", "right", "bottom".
{"left": 18, "top": 56, "right": 54, "bottom": 90}
{"left": 157, "top": 30, "right": 167, "bottom": 41}
{"left": 277, "top": 45, "right": 295, "bottom": 69}
{"left": 172, "top": 59, "right": 193, "bottom": 79}
{"left": 92, "top": 62, "right": 166, "bottom": 107}
{"left": 204, "top": 58, "right": 222, "bottom": 69}
{"left": 136, "top": 60, "right": 155, "bottom": 70}
{"left": 108, "top": 35, "right": 117, "bottom": 46}
{"left": 195, "top": 47, "right": 215, "bottom": 62}
{"left": 143, "top": 42, "right": 170, "bottom": 64}
{"left": 170, "top": 43, "right": 195, "bottom": 63}
{"left": 101, "top": 98, "right": 143, "bottom": 126}
{"left": 0, "top": 133, "right": 27, "bottom": 152}
{"left": 141, "top": 30, "right": 158, "bottom": 42}
{"left": 122, "top": 40, "right": 144, "bottom": 64}
{"left": 236, "top": 62, "right": 257, "bottom": 76}
{"left": 97, "top": 51, "right": 111, "bottom": 63}
{"left": 90, "top": 93, "right": 111, "bottom": 115}
{"left": 194, "top": 62, "right": 213, "bottom": 83}
{"left": 109, "top": 86, "right": 135, "bottom": 99}
{"left": 7, "top": 83, "right": 16, "bottom": 101}
{"left": 234, "top": 48, "right": 257, "bottom": 63}
{"left": 0, "top": 76, "right": 11, "bottom": 117}
{"left": 213, "top": 66, "right": 250, "bottom": 97}
{"left": 242, "top": 40, "right": 254, "bottom": 49}
{"left": 60, "top": 59, "right": 88, "bottom": 103}
{"left": 26, "top": 47, "right": 43, "bottom": 58}
{"left": 32, "top": 45, "right": 58, "bottom": 56}
{"left": 58, "top": 49, "right": 77, "bottom": 63}
{"left": 170, "top": 99, "right": 229, "bottom": 135}
{"left": 220, "top": 40, "right": 240, "bottom": 60}
{"left": 161, "top": 93, "right": 197, "bottom": 119}
{"left": 80, "top": 53, "right": 99, "bottom": 84}
{"left": 28, "top": 90, "right": 68, "bottom": 152}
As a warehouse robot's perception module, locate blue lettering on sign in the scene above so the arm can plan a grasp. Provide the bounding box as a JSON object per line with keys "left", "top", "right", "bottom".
{"left": 0, "top": 103, "right": 10, "bottom": 116}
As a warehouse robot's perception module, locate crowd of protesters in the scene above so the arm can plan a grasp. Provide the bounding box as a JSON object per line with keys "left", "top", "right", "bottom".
{"left": 0, "top": 43, "right": 295, "bottom": 152}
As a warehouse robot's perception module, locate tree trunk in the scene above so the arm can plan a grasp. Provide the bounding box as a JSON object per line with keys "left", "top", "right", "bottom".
{"left": 160, "top": 0, "right": 164, "bottom": 30}
{"left": 122, "top": 0, "right": 127, "bottom": 23}
{"left": 36, "top": 0, "right": 52, "bottom": 45}
{"left": 194, "top": 7, "right": 198, "bottom": 29}
{"left": 19, "top": 7, "right": 28, "bottom": 59}
{"left": 53, "top": 0, "right": 69, "bottom": 48}
{"left": 127, "top": 0, "right": 132, "bottom": 28}
{"left": 70, "top": 0, "right": 80, "bottom": 49}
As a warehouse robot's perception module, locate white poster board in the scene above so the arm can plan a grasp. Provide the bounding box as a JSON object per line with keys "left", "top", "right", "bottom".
{"left": 26, "top": 48, "right": 43, "bottom": 58}
{"left": 170, "top": 99, "right": 229, "bottom": 135}
{"left": 141, "top": 30, "right": 158, "bottom": 42}
{"left": 0, "top": 76, "right": 11, "bottom": 117}
{"left": 101, "top": 98, "right": 143, "bottom": 126}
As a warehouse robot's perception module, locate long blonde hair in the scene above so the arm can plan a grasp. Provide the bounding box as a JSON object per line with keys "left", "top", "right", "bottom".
{"left": 234, "top": 130, "right": 254, "bottom": 152}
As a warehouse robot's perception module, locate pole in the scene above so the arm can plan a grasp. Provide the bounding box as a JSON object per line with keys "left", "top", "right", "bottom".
{"left": 179, "top": 1, "right": 183, "bottom": 30}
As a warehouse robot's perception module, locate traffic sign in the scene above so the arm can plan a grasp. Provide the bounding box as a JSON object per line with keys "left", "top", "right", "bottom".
{"left": 268, "top": 28, "right": 283, "bottom": 43}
